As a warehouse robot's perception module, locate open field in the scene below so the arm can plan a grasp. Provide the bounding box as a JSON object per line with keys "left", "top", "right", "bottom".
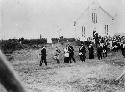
{"left": 0, "top": 44, "right": 125, "bottom": 92}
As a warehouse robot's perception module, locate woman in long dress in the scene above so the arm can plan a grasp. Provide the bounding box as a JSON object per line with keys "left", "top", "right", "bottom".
{"left": 79, "top": 44, "right": 86, "bottom": 62}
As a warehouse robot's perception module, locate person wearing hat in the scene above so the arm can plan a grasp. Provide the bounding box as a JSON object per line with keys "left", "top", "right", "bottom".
{"left": 102, "top": 42, "right": 108, "bottom": 57}
{"left": 64, "top": 45, "right": 70, "bottom": 63}
{"left": 97, "top": 44, "right": 103, "bottom": 60}
{"left": 39, "top": 46, "right": 47, "bottom": 66}
{"left": 88, "top": 43, "right": 94, "bottom": 59}
{"left": 79, "top": 43, "right": 86, "bottom": 62}
{"left": 121, "top": 42, "right": 124, "bottom": 56}
{"left": 53, "top": 46, "right": 61, "bottom": 64}
{"left": 121, "top": 41, "right": 125, "bottom": 58}
{"left": 68, "top": 44, "right": 76, "bottom": 63}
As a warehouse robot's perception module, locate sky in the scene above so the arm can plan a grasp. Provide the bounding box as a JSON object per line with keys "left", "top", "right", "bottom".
{"left": 0, "top": 0, "right": 125, "bottom": 39}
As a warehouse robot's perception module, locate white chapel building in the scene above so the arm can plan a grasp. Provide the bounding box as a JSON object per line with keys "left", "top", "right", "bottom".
{"left": 74, "top": 0, "right": 115, "bottom": 41}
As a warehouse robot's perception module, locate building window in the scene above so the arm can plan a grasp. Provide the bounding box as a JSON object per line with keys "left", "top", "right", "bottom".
{"left": 92, "top": 13, "right": 97, "bottom": 24}
{"left": 82, "top": 26, "right": 85, "bottom": 37}
{"left": 105, "top": 25, "right": 109, "bottom": 35}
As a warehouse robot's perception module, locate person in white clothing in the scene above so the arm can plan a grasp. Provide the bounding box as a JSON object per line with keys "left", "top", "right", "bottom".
{"left": 64, "top": 45, "right": 69, "bottom": 63}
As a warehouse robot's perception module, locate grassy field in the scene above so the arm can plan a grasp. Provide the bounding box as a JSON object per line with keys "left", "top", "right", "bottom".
{"left": 0, "top": 43, "right": 125, "bottom": 92}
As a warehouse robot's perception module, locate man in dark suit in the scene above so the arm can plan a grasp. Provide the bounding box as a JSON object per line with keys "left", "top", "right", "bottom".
{"left": 68, "top": 44, "right": 76, "bottom": 63}
{"left": 121, "top": 42, "right": 124, "bottom": 56}
{"left": 97, "top": 44, "right": 103, "bottom": 60}
{"left": 121, "top": 42, "right": 125, "bottom": 58}
{"left": 88, "top": 44, "right": 94, "bottom": 59}
{"left": 40, "top": 46, "right": 47, "bottom": 66}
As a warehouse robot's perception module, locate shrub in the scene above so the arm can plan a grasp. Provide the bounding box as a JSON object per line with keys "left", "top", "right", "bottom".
{"left": 0, "top": 39, "right": 23, "bottom": 54}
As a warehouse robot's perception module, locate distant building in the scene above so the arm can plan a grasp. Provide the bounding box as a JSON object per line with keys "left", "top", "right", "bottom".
{"left": 47, "top": 37, "right": 52, "bottom": 43}
{"left": 75, "top": 0, "right": 115, "bottom": 40}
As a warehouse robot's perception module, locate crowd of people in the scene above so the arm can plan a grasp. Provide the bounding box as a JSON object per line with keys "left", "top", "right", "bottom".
{"left": 39, "top": 32, "right": 125, "bottom": 66}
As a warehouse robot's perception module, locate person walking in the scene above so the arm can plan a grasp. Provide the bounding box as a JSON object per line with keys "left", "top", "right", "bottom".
{"left": 97, "top": 44, "right": 103, "bottom": 60}
{"left": 53, "top": 46, "right": 61, "bottom": 64}
{"left": 121, "top": 42, "right": 125, "bottom": 58}
{"left": 102, "top": 42, "right": 108, "bottom": 57}
{"left": 79, "top": 43, "right": 86, "bottom": 62}
{"left": 39, "top": 46, "right": 47, "bottom": 66}
{"left": 88, "top": 44, "right": 94, "bottom": 59}
{"left": 64, "top": 45, "right": 69, "bottom": 63}
{"left": 68, "top": 44, "right": 76, "bottom": 63}
{"left": 121, "top": 42, "right": 124, "bottom": 56}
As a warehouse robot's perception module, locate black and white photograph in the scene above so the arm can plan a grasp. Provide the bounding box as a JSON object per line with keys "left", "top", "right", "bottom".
{"left": 0, "top": 0, "right": 125, "bottom": 91}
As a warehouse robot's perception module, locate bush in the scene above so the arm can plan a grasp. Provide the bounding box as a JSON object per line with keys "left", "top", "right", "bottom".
{"left": 51, "top": 38, "right": 59, "bottom": 44}
{"left": 0, "top": 39, "right": 23, "bottom": 54}
{"left": 22, "top": 38, "right": 47, "bottom": 45}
